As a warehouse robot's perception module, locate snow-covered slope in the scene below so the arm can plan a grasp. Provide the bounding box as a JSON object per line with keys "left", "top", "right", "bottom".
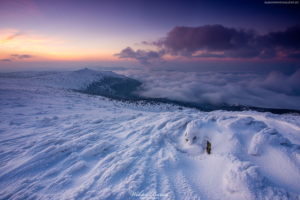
{"left": 0, "top": 71, "right": 300, "bottom": 200}
{"left": 0, "top": 68, "right": 142, "bottom": 98}
{"left": 29, "top": 68, "right": 125, "bottom": 90}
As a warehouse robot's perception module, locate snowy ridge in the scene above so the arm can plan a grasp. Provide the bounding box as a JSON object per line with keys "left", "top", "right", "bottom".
{"left": 0, "top": 69, "right": 140, "bottom": 97}
{"left": 0, "top": 74, "right": 300, "bottom": 199}
{"left": 28, "top": 68, "right": 125, "bottom": 90}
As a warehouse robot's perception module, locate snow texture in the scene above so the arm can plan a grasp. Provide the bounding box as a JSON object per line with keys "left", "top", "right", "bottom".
{"left": 0, "top": 69, "right": 300, "bottom": 200}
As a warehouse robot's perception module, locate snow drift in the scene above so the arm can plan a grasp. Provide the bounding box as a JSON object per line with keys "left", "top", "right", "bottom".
{"left": 0, "top": 69, "right": 300, "bottom": 199}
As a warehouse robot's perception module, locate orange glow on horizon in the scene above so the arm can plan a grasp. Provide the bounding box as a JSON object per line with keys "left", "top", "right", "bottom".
{"left": 1, "top": 28, "right": 298, "bottom": 64}
{"left": 0, "top": 28, "right": 122, "bottom": 62}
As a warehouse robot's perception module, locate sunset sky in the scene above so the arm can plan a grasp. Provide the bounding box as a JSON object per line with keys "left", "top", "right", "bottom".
{"left": 0, "top": 0, "right": 299, "bottom": 73}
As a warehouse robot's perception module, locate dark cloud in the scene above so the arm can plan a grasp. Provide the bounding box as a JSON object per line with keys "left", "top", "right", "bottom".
{"left": 257, "top": 24, "right": 300, "bottom": 50}
{"left": 117, "top": 69, "right": 300, "bottom": 110}
{"left": 10, "top": 54, "right": 32, "bottom": 59}
{"left": 155, "top": 24, "right": 300, "bottom": 59}
{"left": 153, "top": 25, "right": 256, "bottom": 57}
{"left": 0, "top": 54, "right": 32, "bottom": 62}
{"left": 116, "top": 24, "right": 300, "bottom": 65}
{"left": 160, "top": 24, "right": 300, "bottom": 59}
{"left": 18, "top": 54, "right": 32, "bottom": 59}
{"left": 114, "top": 47, "right": 165, "bottom": 66}
{"left": 0, "top": 59, "right": 11, "bottom": 62}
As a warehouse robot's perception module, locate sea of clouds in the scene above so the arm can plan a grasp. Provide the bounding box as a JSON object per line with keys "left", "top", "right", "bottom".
{"left": 117, "top": 69, "right": 300, "bottom": 110}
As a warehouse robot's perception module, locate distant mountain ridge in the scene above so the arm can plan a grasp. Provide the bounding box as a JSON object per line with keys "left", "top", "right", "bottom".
{"left": 1, "top": 68, "right": 299, "bottom": 114}
{"left": 0, "top": 68, "right": 142, "bottom": 98}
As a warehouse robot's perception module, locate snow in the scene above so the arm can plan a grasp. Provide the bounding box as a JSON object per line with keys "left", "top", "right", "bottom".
{"left": 0, "top": 68, "right": 126, "bottom": 93}
{"left": 0, "top": 70, "right": 300, "bottom": 199}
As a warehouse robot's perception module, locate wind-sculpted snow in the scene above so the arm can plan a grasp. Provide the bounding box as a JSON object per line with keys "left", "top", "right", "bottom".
{"left": 0, "top": 76, "right": 300, "bottom": 199}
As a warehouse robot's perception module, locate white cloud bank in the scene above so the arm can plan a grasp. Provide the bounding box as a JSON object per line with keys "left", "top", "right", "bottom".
{"left": 117, "top": 69, "right": 300, "bottom": 110}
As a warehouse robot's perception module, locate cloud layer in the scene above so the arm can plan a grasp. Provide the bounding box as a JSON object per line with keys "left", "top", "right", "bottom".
{"left": 116, "top": 24, "right": 300, "bottom": 65}
{"left": 117, "top": 69, "right": 300, "bottom": 110}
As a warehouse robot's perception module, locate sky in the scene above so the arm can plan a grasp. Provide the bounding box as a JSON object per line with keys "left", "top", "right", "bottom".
{"left": 0, "top": 0, "right": 299, "bottom": 73}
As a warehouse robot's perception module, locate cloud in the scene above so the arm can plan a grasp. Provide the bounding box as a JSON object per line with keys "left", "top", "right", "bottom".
{"left": 116, "top": 24, "right": 300, "bottom": 65}
{"left": 261, "top": 70, "right": 300, "bottom": 95}
{"left": 0, "top": 31, "right": 24, "bottom": 44}
{"left": 0, "top": 59, "right": 11, "bottom": 62}
{"left": 117, "top": 69, "right": 300, "bottom": 110}
{"left": 153, "top": 24, "right": 300, "bottom": 59}
{"left": 257, "top": 24, "right": 300, "bottom": 50}
{"left": 10, "top": 54, "right": 32, "bottom": 59}
{"left": 0, "top": 54, "right": 32, "bottom": 62}
{"left": 114, "top": 47, "right": 166, "bottom": 66}
{"left": 153, "top": 25, "right": 256, "bottom": 57}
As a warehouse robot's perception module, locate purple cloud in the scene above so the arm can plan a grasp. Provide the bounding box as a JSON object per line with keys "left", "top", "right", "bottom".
{"left": 18, "top": 54, "right": 32, "bottom": 59}
{"left": 156, "top": 24, "right": 300, "bottom": 59}
{"left": 154, "top": 25, "right": 255, "bottom": 56}
{"left": 0, "top": 59, "right": 11, "bottom": 62}
{"left": 257, "top": 24, "right": 300, "bottom": 50}
{"left": 114, "top": 47, "right": 165, "bottom": 66}
{"left": 0, "top": 54, "right": 32, "bottom": 62}
{"left": 116, "top": 24, "right": 300, "bottom": 65}
{"left": 10, "top": 54, "right": 32, "bottom": 59}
